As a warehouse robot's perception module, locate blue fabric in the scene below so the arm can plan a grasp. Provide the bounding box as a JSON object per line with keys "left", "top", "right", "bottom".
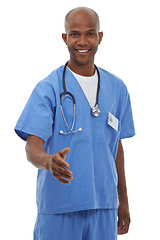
{"left": 15, "top": 65, "right": 135, "bottom": 214}
{"left": 34, "top": 209, "right": 117, "bottom": 240}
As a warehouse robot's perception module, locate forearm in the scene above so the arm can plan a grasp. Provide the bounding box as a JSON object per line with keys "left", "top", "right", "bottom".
{"left": 25, "top": 135, "right": 72, "bottom": 184}
{"left": 116, "top": 140, "right": 131, "bottom": 234}
{"left": 25, "top": 135, "right": 52, "bottom": 170}
{"left": 115, "top": 140, "right": 128, "bottom": 203}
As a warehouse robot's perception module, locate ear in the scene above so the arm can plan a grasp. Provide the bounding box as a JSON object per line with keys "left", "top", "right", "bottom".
{"left": 98, "top": 31, "right": 103, "bottom": 45}
{"left": 62, "top": 33, "right": 67, "bottom": 45}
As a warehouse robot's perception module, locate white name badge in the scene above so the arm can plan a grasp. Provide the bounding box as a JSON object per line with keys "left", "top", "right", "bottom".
{"left": 108, "top": 112, "right": 119, "bottom": 131}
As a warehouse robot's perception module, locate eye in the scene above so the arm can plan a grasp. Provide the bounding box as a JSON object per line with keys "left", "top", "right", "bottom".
{"left": 88, "top": 32, "right": 94, "bottom": 37}
{"left": 70, "top": 33, "right": 78, "bottom": 37}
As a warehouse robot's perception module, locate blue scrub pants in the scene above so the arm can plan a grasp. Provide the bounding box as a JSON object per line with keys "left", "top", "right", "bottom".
{"left": 34, "top": 209, "right": 117, "bottom": 240}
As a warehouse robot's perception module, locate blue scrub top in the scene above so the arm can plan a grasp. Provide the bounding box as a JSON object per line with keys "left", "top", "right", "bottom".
{"left": 15, "top": 65, "right": 135, "bottom": 214}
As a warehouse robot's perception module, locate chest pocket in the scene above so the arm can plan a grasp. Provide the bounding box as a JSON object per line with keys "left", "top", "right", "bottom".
{"left": 105, "top": 112, "right": 121, "bottom": 154}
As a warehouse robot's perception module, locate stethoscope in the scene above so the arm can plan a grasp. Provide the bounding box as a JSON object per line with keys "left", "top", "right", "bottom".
{"left": 59, "top": 61, "right": 101, "bottom": 135}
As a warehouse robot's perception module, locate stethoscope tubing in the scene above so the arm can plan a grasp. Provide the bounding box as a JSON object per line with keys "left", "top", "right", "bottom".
{"left": 62, "top": 61, "right": 100, "bottom": 106}
{"left": 60, "top": 91, "right": 75, "bottom": 105}
{"left": 59, "top": 62, "right": 101, "bottom": 134}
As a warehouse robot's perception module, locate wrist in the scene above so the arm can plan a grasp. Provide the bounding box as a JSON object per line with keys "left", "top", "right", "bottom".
{"left": 43, "top": 154, "right": 53, "bottom": 170}
{"left": 118, "top": 188, "right": 129, "bottom": 204}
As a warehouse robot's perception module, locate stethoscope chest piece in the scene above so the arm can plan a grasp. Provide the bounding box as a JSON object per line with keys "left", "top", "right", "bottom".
{"left": 92, "top": 105, "right": 101, "bottom": 117}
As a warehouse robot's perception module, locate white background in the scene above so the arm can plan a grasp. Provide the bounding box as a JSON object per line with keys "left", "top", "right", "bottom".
{"left": 1, "top": 0, "right": 160, "bottom": 239}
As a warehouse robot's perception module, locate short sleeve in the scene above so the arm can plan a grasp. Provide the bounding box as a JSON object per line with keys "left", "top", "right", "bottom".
{"left": 119, "top": 87, "right": 135, "bottom": 139}
{"left": 14, "top": 80, "right": 55, "bottom": 142}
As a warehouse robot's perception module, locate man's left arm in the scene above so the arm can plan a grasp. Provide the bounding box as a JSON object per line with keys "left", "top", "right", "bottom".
{"left": 115, "top": 140, "right": 131, "bottom": 235}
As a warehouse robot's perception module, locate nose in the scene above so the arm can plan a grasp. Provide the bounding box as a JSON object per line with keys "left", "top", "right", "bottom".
{"left": 77, "top": 35, "right": 88, "bottom": 46}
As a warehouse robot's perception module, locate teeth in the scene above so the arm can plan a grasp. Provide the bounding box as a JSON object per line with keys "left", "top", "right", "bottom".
{"left": 77, "top": 50, "right": 89, "bottom": 53}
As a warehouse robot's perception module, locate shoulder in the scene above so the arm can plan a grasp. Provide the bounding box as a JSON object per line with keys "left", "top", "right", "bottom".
{"left": 34, "top": 65, "right": 64, "bottom": 94}
{"left": 99, "top": 67, "right": 125, "bottom": 86}
{"left": 98, "top": 67, "right": 127, "bottom": 95}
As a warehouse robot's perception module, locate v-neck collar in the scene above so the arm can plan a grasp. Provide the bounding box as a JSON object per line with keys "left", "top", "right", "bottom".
{"left": 65, "top": 67, "right": 100, "bottom": 109}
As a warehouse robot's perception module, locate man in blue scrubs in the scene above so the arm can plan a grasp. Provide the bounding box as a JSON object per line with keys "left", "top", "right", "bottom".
{"left": 15, "top": 7, "right": 135, "bottom": 240}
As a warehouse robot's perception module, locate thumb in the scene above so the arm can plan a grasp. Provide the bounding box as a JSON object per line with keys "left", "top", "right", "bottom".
{"left": 118, "top": 217, "right": 124, "bottom": 230}
{"left": 118, "top": 218, "right": 126, "bottom": 235}
{"left": 59, "top": 147, "right": 70, "bottom": 158}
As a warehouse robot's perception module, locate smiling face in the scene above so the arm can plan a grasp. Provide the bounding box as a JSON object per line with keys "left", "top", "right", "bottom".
{"left": 62, "top": 8, "right": 103, "bottom": 74}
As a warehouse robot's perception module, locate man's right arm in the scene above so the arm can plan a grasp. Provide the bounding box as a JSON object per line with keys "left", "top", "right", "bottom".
{"left": 25, "top": 135, "right": 73, "bottom": 185}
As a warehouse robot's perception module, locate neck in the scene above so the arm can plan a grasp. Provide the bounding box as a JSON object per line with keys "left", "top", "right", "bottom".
{"left": 67, "top": 60, "right": 95, "bottom": 76}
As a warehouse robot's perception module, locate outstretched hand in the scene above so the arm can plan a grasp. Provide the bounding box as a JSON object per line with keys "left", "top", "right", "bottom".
{"left": 48, "top": 148, "right": 73, "bottom": 185}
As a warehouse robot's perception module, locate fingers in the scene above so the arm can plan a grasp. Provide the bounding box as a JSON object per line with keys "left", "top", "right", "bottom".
{"left": 117, "top": 201, "right": 131, "bottom": 235}
{"left": 50, "top": 148, "right": 73, "bottom": 185}
{"left": 53, "top": 163, "right": 73, "bottom": 179}
{"left": 52, "top": 168, "right": 73, "bottom": 185}
{"left": 53, "top": 148, "right": 71, "bottom": 169}
{"left": 59, "top": 148, "right": 70, "bottom": 168}
{"left": 118, "top": 218, "right": 130, "bottom": 235}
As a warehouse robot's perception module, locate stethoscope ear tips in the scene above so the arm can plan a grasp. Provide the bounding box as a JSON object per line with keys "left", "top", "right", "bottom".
{"left": 59, "top": 128, "right": 82, "bottom": 135}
